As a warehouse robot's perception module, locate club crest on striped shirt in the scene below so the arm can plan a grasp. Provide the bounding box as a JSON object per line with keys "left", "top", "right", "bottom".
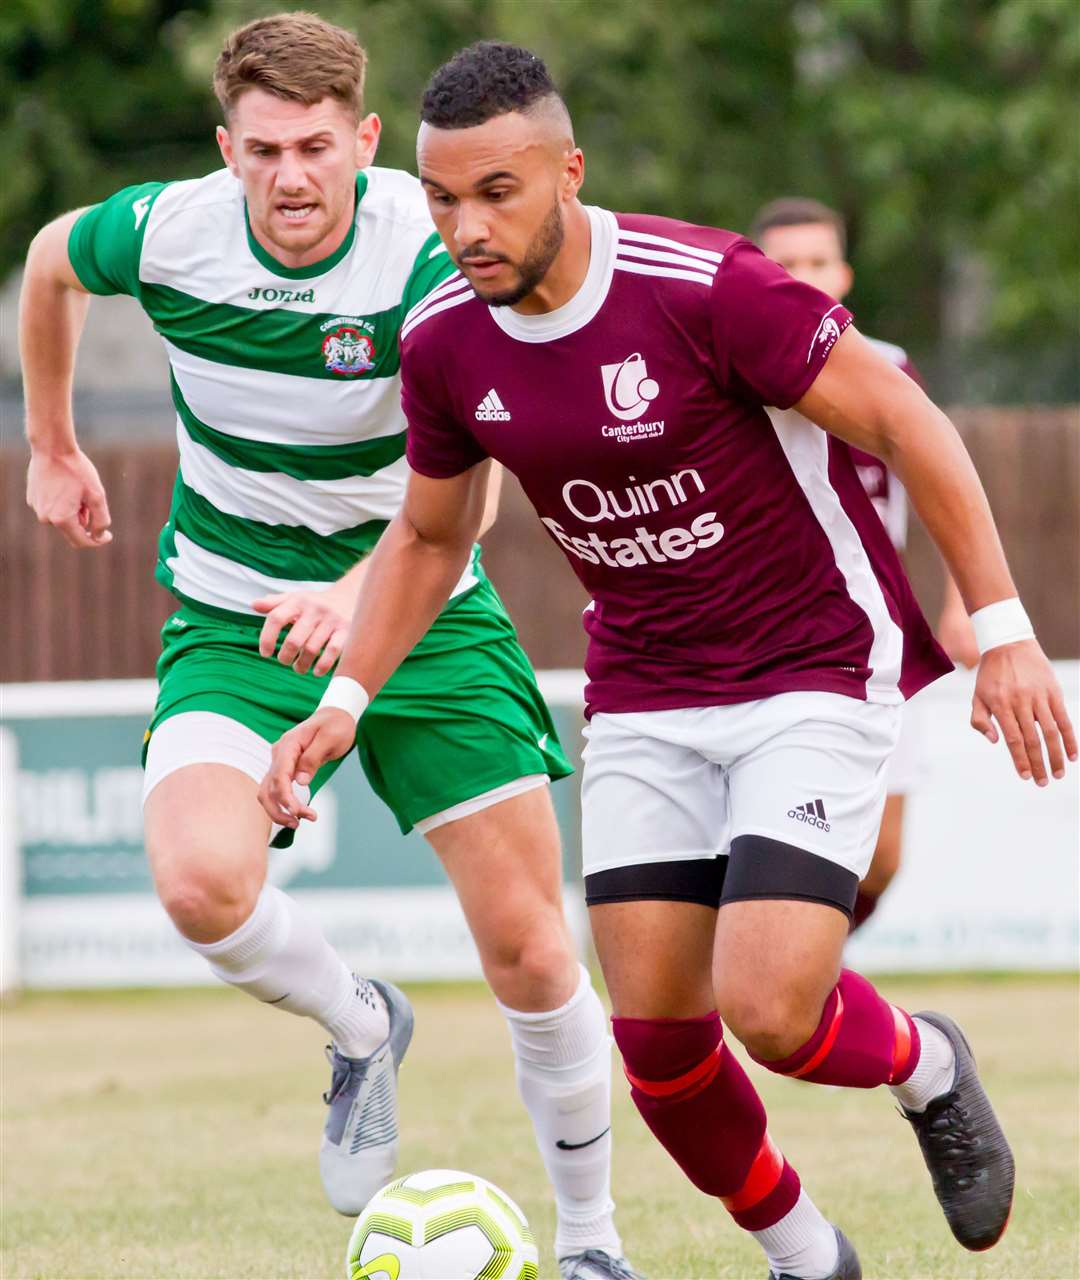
{"left": 321, "top": 323, "right": 376, "bottom": 375}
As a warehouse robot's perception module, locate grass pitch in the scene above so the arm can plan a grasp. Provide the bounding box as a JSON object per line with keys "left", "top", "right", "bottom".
{"left": 2, "top": 975, "right": 1077, "bottom": 1279}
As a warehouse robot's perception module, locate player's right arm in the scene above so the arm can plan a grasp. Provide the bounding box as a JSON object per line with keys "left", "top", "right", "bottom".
{"left": 23, "top": 180, "right": 165, "bottom": 547}
{"left": 20, "top": 210, "right": 114, "bottom": 548}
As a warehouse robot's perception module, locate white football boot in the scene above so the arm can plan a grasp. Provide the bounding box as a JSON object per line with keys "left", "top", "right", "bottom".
{"left": 319, "top": 978, "right": 415, "bottom": 1215}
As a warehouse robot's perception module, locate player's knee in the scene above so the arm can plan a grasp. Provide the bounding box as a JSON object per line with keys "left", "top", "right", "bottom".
{"left": 155, "top": 862, "right": 259, "bottom": 942}
{"left": 715, "top": 983, "right": 821, "bottom": 1061}
{"left": 483, "top": 917, "right": 575, "bottom": 1008}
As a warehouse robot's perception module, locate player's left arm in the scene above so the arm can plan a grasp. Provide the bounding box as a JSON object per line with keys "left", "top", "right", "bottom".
{"left": 251, "top": 463, "right": 503, "bottom": 677}
{"left": 796, "top": 326, "right": 1076, "bottom": 785}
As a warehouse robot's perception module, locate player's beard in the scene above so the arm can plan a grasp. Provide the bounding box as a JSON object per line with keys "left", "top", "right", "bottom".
{"left": 471, "top": 198, "right": 565, "bottom": 308}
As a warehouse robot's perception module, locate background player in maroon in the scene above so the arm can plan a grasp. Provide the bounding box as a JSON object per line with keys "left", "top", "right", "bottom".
{"left": 259, "top": 43, "right": 1076, "bottom": 1280}
{"left": 751, "top": 196, "right": 981, "bottom": 929}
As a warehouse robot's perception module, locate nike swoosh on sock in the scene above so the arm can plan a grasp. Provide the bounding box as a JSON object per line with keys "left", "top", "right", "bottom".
{"left": 556, "top": 1127, "right": 611, "bottom": 1151}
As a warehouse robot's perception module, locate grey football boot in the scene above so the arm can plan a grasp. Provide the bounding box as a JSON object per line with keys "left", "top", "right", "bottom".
{"left": 900, "top": 1011, "right": 1014, "bottom": 1251}
{"left": 558, "top": 1250, "right": 646, "bottom": 1280}
{"left": 319, "top": 977, "right": 415, "bottom": 1216}
{"left": 769, "top": 1227, "right": 861, "bottom": 1280}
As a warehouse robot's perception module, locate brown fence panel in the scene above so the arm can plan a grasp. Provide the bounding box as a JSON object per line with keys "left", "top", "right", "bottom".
{"left": 0, "top": 444, "right": 177, "bottom": 683}
{"left": 904, "top": 407, "right": 1080, "bottom": 660}
{"left": 1, "top": 407, "right": 1077, "bottom": 684}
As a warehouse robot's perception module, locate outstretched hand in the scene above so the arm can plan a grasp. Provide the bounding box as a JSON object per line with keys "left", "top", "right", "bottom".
{"left": 258, "top": 708, "right": 357, "bottom": 827}
{"left": 970, "top": 640, "right": 1077, "bottom": 785}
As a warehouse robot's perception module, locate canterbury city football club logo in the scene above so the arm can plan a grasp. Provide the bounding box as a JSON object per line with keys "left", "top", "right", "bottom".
{"left": 320, "top": 316, "right": 377, "bottom": 376}
{"left": 600, "top": 352, "right": 660, "bottom": 421}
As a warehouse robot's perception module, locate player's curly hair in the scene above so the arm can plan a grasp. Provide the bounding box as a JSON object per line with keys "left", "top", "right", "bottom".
{"left": 421, "top": 42, "right": 561, "bottom": 129}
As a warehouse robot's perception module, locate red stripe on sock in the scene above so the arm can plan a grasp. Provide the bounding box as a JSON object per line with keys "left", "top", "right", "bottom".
{"left": 624, "top": 1037, "right": 725, "bottom": 1099}
{"left": 721, "top": 1132, "right": 784, "bottom": 1213}
{"left": 888, "top": 1004, "right": 914, "bottom": 1083}
{"left": 787, "top": 990, "right": 845, "bottom": 1079}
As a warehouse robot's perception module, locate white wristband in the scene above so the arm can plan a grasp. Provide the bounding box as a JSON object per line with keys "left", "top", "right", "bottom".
{"left": 317, "top": 676, "right": 370, "bottom": 724}
{"left": 970, "top": 597, "right": 1035, "bottom": 656}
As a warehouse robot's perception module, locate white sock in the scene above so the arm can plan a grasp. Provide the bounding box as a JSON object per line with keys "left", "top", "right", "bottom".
{"left": 752, "top": 1190, "right": 838, "bottom": 1280}
{"left": 889, "top": 1017, "right": 957, "bottom": 1112}
{"left": 184, "top": 885, "right": 388, "bottom": 1057}
{"left": 498, "top": 964, "right": 622, "bottom": 1261}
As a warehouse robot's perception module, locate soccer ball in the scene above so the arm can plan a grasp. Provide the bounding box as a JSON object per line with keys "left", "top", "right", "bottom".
{"left": 346, "top": 1169, "right": 540, "bottom": 1280}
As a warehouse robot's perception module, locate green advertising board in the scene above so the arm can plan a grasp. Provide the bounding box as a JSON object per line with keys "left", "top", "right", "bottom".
{"left": 2, "top": 678, "right": 589, "bottom": 988}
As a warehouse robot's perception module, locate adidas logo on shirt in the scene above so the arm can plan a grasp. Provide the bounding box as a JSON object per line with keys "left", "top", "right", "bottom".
{"left": 787, "top": 798, "right": 831, "bottom": 832}
{"left": 475, "top": 389, "right": 511, "bottom": 422}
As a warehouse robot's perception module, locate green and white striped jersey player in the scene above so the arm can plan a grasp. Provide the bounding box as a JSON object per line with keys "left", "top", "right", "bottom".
{"left": 65, "top": 161, "right": 572, "bottom": 836}
{"left": 22, "top": 18, "right": 637, "bottom": 1274}
{"left": 85, "top": 166, "right": 475, "bottom": 629}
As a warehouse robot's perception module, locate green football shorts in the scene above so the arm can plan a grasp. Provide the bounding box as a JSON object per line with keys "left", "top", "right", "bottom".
{"left": 142, "top": 577, "right": 572, "bottom": 843}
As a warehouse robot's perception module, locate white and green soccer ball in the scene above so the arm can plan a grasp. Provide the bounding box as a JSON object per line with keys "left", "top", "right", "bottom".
{"left": 346, "top": 1169, "right": 540, "bottom": 1280}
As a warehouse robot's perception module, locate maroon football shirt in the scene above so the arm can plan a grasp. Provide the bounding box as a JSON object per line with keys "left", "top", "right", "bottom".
{"left": 402, "top": 208, "right": 951, "bottom": 716}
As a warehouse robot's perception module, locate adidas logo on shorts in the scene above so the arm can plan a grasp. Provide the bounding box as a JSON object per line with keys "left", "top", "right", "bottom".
{"left": 475, "top": 389, "right": 511, "bottom": 422}
{"left": 788, "top": 798, "right": 831, "bottom": 832}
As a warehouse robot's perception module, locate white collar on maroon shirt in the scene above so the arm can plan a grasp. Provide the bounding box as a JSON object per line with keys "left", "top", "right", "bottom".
{"left": 488, "top": 206, "right": 617, "bottom": 344}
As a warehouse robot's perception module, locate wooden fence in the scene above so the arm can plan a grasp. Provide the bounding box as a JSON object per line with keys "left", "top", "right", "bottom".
{"left": 1, "top": 406, "right": 1077, "bottom": 684}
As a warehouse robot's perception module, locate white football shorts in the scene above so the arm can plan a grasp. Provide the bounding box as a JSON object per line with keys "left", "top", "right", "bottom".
{"left": 883, "top": 700, "right": 925, "bottom": 795}
{"left": 581, "top": 691, "right": 901, "bottom": 883}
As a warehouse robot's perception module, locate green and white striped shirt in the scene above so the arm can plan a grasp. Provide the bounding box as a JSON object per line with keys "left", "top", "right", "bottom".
{"left": 68, "top": 165, "right": 468, "bottom": 620}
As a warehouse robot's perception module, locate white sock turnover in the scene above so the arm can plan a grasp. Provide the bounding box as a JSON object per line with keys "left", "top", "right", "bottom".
{"left": 889, "top": 1017, "right": 957, "bottom": 1113}
{"left": 751, "top": 1189, "right": 839, "bottom": 1280}
{"left": 184, "top": 884, "right": 388, "bottom": 1058}
{"left": 498, "top": 964, "right": 622, "bottom": 1260}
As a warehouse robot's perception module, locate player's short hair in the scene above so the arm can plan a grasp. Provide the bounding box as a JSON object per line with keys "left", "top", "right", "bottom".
{"left": 421, "top": 41, "right": 564, "bottom": 129}
{"left": 749, "top": 198, "right": 847, "bottom": 256}
{"left": 213, "top": 12, "right": 367, "bottom": 122}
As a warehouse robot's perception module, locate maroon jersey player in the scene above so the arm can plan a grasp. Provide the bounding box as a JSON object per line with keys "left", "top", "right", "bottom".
{"left": 261, "top": 43, "right": 1075, "bottom": 1280}
{"left": 751, "top": 196, "right": 979, "bottom": 931}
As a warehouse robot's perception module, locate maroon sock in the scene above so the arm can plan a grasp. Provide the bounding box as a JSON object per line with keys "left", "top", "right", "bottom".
{"left": 850, "top": 889, "right": 879, "bottom": 932}
{"left": 612, "top": 1012, "right": 801, "bottom": 1230}
{"left": 752, "top": 969, "right": 920, "bottom": 1088}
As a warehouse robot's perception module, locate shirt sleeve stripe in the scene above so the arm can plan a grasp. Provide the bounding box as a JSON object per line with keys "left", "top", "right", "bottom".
{"left": 617, "top": 227, "right": 726, "bottom": 265}
{"left": 616, "top": 242, "right": 719, "bottom": 276}
{"left": 401, "top": 286, "right": 474, "bottom": 341}
{"left": 402, "top": 273, "right": 470, "bottom": 328}
{"left": 614, "top": 258, "right": 717, "bottom": 288}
